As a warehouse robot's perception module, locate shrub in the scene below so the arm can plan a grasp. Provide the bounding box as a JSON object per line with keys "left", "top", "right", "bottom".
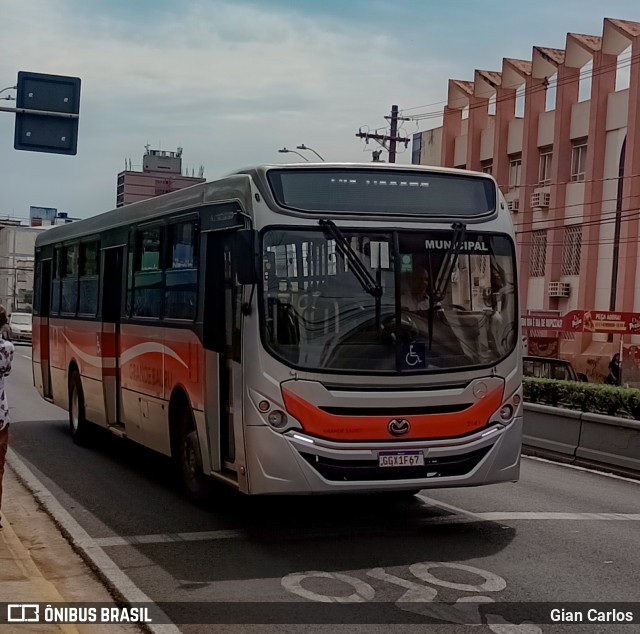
{"left": 522, "top": 377, "right": 640, "bottom": 419}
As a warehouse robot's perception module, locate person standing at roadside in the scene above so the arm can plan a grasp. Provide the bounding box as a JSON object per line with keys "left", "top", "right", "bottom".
{"left": 0, "top": 306, "right": 15, "bottom": 528}
{"left": 605, "top": 353, "right": 622, "bottom": 386}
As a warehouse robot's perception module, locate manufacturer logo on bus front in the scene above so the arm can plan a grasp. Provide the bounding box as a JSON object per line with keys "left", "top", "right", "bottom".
{"left": 388, "top": 418, "right": 410, "bottom": 436}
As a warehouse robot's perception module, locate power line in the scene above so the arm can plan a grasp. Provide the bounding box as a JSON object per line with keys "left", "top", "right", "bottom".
{"left": 504, "top": 170, "right": 640, "bottom": 191}
{"left": 510, "top": 192, "right": 640, "bottom": 230}
{"left": 404, "top": 50, "right": 638, "bottom": 124}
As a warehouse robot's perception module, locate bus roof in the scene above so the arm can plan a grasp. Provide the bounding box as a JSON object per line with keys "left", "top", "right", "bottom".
{"left": 35, "top": 163, "right": 495, "bottom": 248}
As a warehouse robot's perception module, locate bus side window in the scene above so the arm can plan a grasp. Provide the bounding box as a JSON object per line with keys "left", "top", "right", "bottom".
{"left": 165, "top": 221, "right": 198, "bottom": 320}
{"left": 61, "top": 244, "right": 79, "bottom": 315}
{"left": 79, "top": 241, "right": 99, "bottom": 316}
{"left": 203, "top": 232, "right": 241, "bottom": 361}
{"left": 51, "top": 247, "right": 62, "bottom": 315}
{"left": 132, "top": 227, "right": 163, "bottom": 318}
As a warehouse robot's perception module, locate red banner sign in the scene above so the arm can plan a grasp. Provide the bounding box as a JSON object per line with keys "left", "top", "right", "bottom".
{"left": 522, "top": 310, "right": 640, "bottom": 334}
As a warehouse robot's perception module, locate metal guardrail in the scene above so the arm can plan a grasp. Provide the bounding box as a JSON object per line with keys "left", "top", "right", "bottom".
{"left": 523, "top": 403, "right": 640, "bottom": 479}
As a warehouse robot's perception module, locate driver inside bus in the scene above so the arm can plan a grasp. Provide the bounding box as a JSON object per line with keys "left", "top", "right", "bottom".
{"left": 400, "top": 261, "right": 431, "bottom": 312}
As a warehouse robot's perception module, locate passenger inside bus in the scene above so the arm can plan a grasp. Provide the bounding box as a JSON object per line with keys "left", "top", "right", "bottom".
{"left": 400, "top": 266, "right": 430, "bottom": 312}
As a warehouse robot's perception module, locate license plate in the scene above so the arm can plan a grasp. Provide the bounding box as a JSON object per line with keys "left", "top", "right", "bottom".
{"left": 378, "top": 451, "right": 424, "bottom": 468}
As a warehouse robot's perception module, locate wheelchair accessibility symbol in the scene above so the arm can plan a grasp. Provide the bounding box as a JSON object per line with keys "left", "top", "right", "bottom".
{"left": 403, "top": 343, "right": 426, "bottom": 369}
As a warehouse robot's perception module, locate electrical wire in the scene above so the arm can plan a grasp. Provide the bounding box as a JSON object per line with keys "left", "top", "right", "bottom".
{"left": 404, "top": 50, "right": 637, "bottom": 124}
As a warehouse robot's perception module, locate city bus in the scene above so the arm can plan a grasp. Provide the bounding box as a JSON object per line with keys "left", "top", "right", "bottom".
{"left": 32, "top": 163, "right": 522, "bottom": 498}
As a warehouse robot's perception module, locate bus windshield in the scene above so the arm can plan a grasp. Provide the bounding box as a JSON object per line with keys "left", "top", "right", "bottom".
{"left": 261, "top": 228, "right": 517, "bottom": 374}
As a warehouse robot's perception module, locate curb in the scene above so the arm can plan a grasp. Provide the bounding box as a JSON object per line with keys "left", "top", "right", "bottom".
{"left": 2, "top": 512, "right": 81, "bottom": 634}
{"left": 7, "top": 448, "right": 181, "bottom": 634}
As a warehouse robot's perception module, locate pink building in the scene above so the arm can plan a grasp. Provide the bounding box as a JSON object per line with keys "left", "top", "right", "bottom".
{"left": 116, "top": 146, "right": 205, "bottom": 207}
{"left": 413, "top": 17, "right": 640, "bottom": 381}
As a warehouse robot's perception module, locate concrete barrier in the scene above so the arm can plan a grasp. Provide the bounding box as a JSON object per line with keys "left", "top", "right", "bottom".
{"left": 577, "top": 413, "right": 640, "bottom": 475}
{"left": 522, "top": 403, "right": 582, "bottom": 461}
{"left": 523, "top": 404, "right": 640, "bottom": 479}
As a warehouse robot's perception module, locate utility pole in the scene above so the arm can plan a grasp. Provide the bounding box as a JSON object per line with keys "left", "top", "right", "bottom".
{"left": 355, "top": 105, "right": 410, "bottom": 163}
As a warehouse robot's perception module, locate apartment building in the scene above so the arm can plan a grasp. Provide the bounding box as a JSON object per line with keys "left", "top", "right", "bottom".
{"left": 412, "top": 17, "right": 640, "bottom": 380}
{"left": 116, "top": 146, "right": 205, "bottom": 207}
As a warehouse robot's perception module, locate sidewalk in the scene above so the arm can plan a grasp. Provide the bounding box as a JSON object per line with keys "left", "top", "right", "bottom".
{"left": 0, "top": 465, "right": 142, "bottom": 634}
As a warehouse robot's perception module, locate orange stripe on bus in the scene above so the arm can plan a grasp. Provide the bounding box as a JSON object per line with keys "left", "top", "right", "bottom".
{"left": 281, "top": 385, "right": 504, "bottom": 442}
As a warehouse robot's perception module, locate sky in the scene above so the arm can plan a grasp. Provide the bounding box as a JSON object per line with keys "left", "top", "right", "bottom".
{"left": 1, "top": 0, "right": 640, "bottom": 220}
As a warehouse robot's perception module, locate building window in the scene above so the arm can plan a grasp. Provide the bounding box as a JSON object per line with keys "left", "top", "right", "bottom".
{"left": 530, "top": 230, "right": 547, "bottom": 277}
{"left": 561, "top": 225, "right": 582, "bottom": 276}
{"left": 508, "top": 154, "right": 522, "bottom": 190}
{"left": 481, "top": 160, "right": 493, "bottom": 175}
{"left": 571, "top": 138, "right": 588, "bottom": 182}
{"left": 412, "top": 133, "right": 422, "bottom": 165}
{"left": 538, "top": 147, "right": 553, "bottom": 185}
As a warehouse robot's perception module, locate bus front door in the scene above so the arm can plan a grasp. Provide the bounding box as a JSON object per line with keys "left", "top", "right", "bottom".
{"left": 101, "top": 247, "right": 124, "bottom": 426}
{"left": 203, "top": 231, "right": 245, "bottom": 486}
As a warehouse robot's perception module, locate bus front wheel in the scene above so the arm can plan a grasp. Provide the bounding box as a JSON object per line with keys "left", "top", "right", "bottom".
{"left": 69, "top": 371, "right": 91, "bottom": 445}
{"left": 176, "top": 410, "right": 209, "bottom": 504}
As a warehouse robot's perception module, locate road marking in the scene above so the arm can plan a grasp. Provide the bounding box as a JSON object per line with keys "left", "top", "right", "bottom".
{"left": 523, "top": 455, "right": 640, "bottom": 485}
{"left": 7, "top": 449, "right": 181, "bottom": 634}
{"left": 417, "top": 493, "right": 485, "bottom": 520}
{"left": 471, "top": 512, "right": 640, "bottom": 520}
{"left": 20, "top": 354, "right": 32, "bottom": 360}
{"left": 93, "top": 510, "right": 640, "bottom": 548}
{"left": 95, "top": 529, "right": 244, "bottom": 547}
{"left": 416, "top": 494, "right": 640, "bottom": 521}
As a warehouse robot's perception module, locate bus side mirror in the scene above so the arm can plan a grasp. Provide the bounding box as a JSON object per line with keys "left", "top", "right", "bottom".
{"left": 235, "top": 229, "right": 259, "bottom": 285}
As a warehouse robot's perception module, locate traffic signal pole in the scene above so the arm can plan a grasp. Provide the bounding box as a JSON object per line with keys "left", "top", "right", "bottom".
{"left": 1, "top": 71, "right": 81, "bottom": 155}
{"left": 0, "top": 105, "right": 79, "bottom": 119}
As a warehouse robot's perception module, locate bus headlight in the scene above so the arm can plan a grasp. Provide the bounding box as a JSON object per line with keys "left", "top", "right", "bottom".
{"left": 267, "top": 410, "right": 288, "bottom": 428}
{"left": 499, "top": 404, "right": 514, "bottom": 421}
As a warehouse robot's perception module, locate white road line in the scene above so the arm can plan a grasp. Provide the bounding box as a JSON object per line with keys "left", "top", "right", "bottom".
{"left": 471, "top": 512, "right": 640, "bottom": 521}
{"left": 95, "top": 529, "right": 244, "bottom": 547}
{"left": 7, "top": 449, "right": 180, "bottom": 634}
{"left": 93, "top": 511, "right": 640, "bottom": 548}
{"left": 416, "top": 494, "right": 640, "bottom": 522}
{"left": 523, "top": 454, "right": 640, "bottom": 485}
{"left": 416, "top": 493, "right": 485, "bottom": 520}
{"left": 20, "top": 354, "right": 32, "bottom": 360}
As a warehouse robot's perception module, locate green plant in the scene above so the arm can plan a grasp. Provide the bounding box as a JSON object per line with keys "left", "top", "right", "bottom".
{"left": 522, "top": 377, "right": 640, "bottom": 418}
{"left": 623, "top": 389, "right": 640, "bottom": 421}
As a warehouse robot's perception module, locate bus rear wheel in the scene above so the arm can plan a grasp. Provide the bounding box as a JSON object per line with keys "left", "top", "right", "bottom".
{"left": 69, "top": 371, "right": 92, "bottom": 445}
{"left": 176, "top": 410, "right": 210, "bottom": 504}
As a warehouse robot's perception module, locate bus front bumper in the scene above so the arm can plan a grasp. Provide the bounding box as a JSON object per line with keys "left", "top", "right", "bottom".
{"left": 244, "top": 418, "right": 522, "bottom": 495}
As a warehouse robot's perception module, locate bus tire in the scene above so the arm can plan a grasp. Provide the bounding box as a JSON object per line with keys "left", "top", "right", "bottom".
{"left": 69, "top": 371, "right": 92, "bottom": 445}
{"left": 175, "top": 409, "right": 209, "bottom": 504}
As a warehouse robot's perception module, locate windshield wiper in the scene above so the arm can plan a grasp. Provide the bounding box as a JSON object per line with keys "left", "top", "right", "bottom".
{"left": 432, "top": 222, "right": 466, "bottom": 304}
{"left": 319, "top": 219, "right": 384, "bottom": 336}
{"left": 319, "top": 220, "right": 382, "bottom": 299}
{"left": 425, "top": 222, "right": 466, "bottom": 351}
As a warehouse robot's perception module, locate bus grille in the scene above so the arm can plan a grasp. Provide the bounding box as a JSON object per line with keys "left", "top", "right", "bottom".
{"left": 298, "top": 446, "right": 491, "bottom": 482}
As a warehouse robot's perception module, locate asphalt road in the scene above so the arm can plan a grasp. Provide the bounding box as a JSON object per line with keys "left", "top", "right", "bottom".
{"left": 7, "top": 349, "right": 640, "bottom": 633}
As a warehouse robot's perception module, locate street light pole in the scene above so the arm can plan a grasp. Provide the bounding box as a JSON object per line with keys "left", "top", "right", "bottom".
{"left": 278, "top": 147, "right": 309, "bottom": 161}
{"left": 296, "top": 144, "right": 325, "bottom": 161}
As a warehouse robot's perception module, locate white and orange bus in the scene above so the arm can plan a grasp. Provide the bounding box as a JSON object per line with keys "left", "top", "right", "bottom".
{"left": 33, "top": 163, "right": 522, "bottom": 498}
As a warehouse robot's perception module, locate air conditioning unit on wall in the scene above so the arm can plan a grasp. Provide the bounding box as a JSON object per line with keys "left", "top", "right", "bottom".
{"left": 548, "top": 281, "right": 571, "bottom": 298}
{"left": 507, "top": 199, "right": 520, "bottom": 212}
{"left": 531, "top": 191, "right": 550, "bottom": 209}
